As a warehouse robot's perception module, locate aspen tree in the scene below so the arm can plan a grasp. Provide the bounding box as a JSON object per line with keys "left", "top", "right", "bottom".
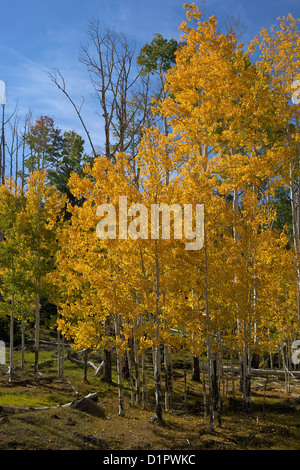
{"left": 160, "top": 3, "right": 292, "bottom": 417}
{"left": 257, "top": 14, "right": 300, "bottom": 331}
{"left": 19, "top": 170, "right": 66, "bottom": 380}
{"left": 0, "top": 179, "right": 25, "bottom": 380}
{"left": 49, "top": 4, "right": 299, "bottom": 424}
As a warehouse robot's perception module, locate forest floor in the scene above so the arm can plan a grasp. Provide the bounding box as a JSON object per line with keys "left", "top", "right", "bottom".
{"left": 0, "top": 344, "right": 299, "bottom": 452}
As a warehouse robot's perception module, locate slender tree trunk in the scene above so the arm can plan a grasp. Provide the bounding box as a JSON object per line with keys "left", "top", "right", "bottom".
{"left": 122, "top": 350, "right": 130, "bottom": 379}
{"left": 153, "top": 341, "right": 162, "bottom": 420}
{"left": 183, "top": 355, "right": 187, "bottom": 403}
{"left": 204, "top": 227, "right": 214, "bottom": 432}
{"left": 34, "top": 288, "right": 40, "bottom": 382}
{"left": 61, "top": 334, "right": 65, "bottom": 377}
{"left": 192, "top": 356, "right": 201, "bottom": 382}
{"left": 115, "top": 314, "right": 125, "bottom": 417}
{"left": 1, "top": 103, "right": 5, "bottom": 184}
{"left": 9, "top": 294, "right": 14, "bottom": 382}
{"left": 239, "top": 352, "right": 244, "bottom": 393}
{"left": 202, "top": 356, "right": 207, "bottom": 419}
{"left": 21, "top": 314, "right": 25, "bottom": 370}
{"left": 153, "top": 239, "right": 162, "bottom": 421}
{"left": 242, "top": 331, "right": 252, "bottom": 417}
{"left": 245, "top": 352, "right": 252, "bottom": 416}
{"left": 83, "top": 349, "right": 88, "bottom": 382}
{"left": 126, "top": 347, "right": 135, "bottom": 407}
{"left": 164, "top": 343, "right": 173, "bottom": 410}
{"left": 230, "top": 353, "right": 235, "bottom": 398}
{"left": 142, "top": 353, "right": 148, "bottom": 408}
{"left": 116, "top": 350, "right": 125, "bottom": 416}
{"left": 134, "top": 333, "right": 141, "bottom": 405}
{"left": 58, "top": 329, "right": 61, "bottom": 379}
{"left": 212, "top": 352, "right": 222, "bottom": 426}
{"left": 102, "top": 318, "right": 112, "bottom": 383}
{"left": 15, "top": 132, "right": 18, "bottom": 186}
{"left": 290, "top": 175, "right": 300, "bottom": 332}
{"left": 280, "top": 339, "right": 290, "bottom": 393}
{"left": 288, "top": 121, "right": 300, "bottom": 333}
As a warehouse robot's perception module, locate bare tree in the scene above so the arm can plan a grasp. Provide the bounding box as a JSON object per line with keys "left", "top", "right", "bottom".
{"left": 7, "top": 114, "right": 23, "bottom": 183}
{"left": 0, "top": 99, "right": 18, "bottom": 184}
{"left": 79, "top": 20, "right": 145, "bottom": 160}
{"left": 20, "top": 110, "right": 32, "bottom": 191}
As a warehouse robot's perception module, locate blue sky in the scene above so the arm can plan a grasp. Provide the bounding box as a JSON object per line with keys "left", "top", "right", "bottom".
{"left": 0, "top": 0, "right": 300, "bottom": 156}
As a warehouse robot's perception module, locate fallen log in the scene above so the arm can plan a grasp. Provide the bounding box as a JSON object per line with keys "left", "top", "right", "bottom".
{"left": 0, "top": 405, "right": 30, "bottom": 414}
{"left": 27, "top": 339, "right": 72, "bottom": 347}
{"left": 94, "top": 361, "right": 104, "bottom": 376}
{"left": 0, "top": 392, "right": 98, "bottom": 415}
{"left": 67, "top": 356, "right": 100, "bottom": 371}
{"left": 200, "top": 364, "right": 300, "bottom": 378}
{"left": 33, "top": 355, "right": 68, "bottom": 367}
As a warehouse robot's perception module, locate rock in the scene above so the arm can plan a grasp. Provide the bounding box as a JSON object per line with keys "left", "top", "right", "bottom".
{"left": 66, "top": 416, "right": 76, "bottom": 426}
{"left": 70, "top": 397, "right": 106, "bottom": 418}
{"left": 73, "top": 432, "right": 109, "bottom": 448}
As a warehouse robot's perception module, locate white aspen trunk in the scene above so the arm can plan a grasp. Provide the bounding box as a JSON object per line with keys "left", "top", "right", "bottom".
{"left": 137, "top": 250, "right": 150, "bottom": 409}
{"left": 9, "top": 293, "right": 14, "bottom": 382}
{"left": 164, "top": 343, "right": 173, "bottom": 411}
{"left": 211, "top": 353, "right": 222, "bottom": 426}
{"left": 61, "top": 334, "right": 65, "bottom": 377}
{"left": 183, "top": 355, "right": 187, "bottom": 403}
{"left": 233, "top": 187, "right": 252, "bottom": 414}
{"left": 230, "top": 353, "right": 235, "bottom": 398}
{"left": 240, "top": 315, "right": 252, "bottom": 416}
{"left": 57, "top": 329, "right": 61, "bottom": 379}
{"left": 225, "top": 357, "right": 229, "bottom": 398}
{"left": 215, "top": 335, "right": 223, "bottom": 426}
{"left": 115, "top": 314, "right": 125, "bottom": 417}
{"left": 34, "top": 286, "right": 40, "bottom": 382}
{"left": 202, "top": 356, "right": 207, "bottom": 419}
{"left": 117, "top": 351, "right": 125, "bottom": 416}
{"left": 21, "top": 314, "right": 25, "bottom": 370}
{"left": 126, "top": 346, "right": 135, "bottom": 407}
{"left": 233, "top": 189, "right": 240, "bottom": 242}
{"left": 153, "top": 239, "right": 162, "bottom": 421}
{"left": 288, "top": 122, "right": 300, "bottom": 333}
{"left": 57, "top": 331, "right": 65, "bottom": 378}
{"left": 221, "top": 356, "right": 225, "bottom": 404}
{"left": 233, "top": 188, "right": 244, "bottom": 403}
{"left": 290, "top": 179, "right": 300, "bottom": 331}
{"left": 83, "top": 349, "right": 88, "bottom": 382}
{"left": 134, "top": 348, "right": 140, "bottom": 405}
{"left": 133, "top": 319, "right": 141, "bottom": 405}
{"left": 153, "top": 340, "right": 162, "bottom": 420}
{"left": 243, "top": 342, "right": 252, "bottom": 416}
{"left": 102, "top": 318, "right": 112, "bottom": 383}
{"left": 204, "top": 224, "right": 214, "bottom": 431}
{"left": 280, "top": 339, "right": 290, "bottom": 393}
{"left": 142, "top": 353, "right": 148, "bottom": 408}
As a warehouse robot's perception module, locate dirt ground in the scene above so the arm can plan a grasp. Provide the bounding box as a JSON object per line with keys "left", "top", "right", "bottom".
{"left": 0, "top": 362, "right": 299, "bottom": 451}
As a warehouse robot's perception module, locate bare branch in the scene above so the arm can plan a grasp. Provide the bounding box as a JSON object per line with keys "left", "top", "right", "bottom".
{"left": 48, "top": 68, "right": 97, "bottom": 158}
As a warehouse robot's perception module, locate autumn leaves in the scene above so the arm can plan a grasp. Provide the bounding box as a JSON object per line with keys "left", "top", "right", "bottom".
{"left": 0, "top": 3, "right": 300, "bottom": 424}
